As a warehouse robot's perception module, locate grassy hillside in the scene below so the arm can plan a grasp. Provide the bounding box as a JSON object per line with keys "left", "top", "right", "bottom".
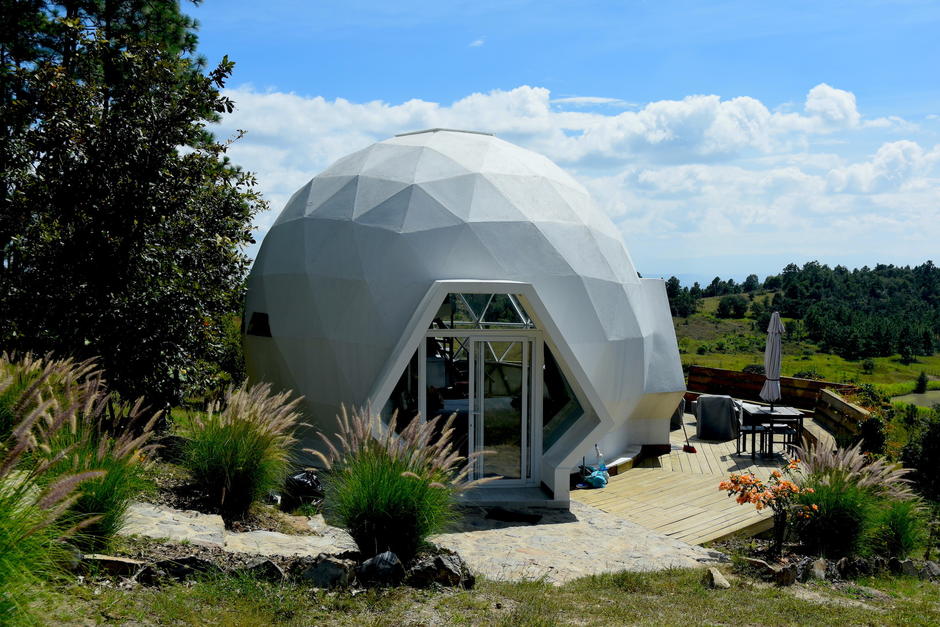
{"left": 675, "top": 294, "right": 940, "bottom": 392}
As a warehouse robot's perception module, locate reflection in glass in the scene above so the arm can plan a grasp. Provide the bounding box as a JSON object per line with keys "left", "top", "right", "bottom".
{"left": 381, "top": 349, "right": 419, "bottom": 433}
{"left": 542, "top": 346, "right": 583, "bottom": 452}
{"left": 431, "top": 293, "right": 534, "bottom": 330}
{"left": 479, "top": 340, "right": 524, "bottom": 480}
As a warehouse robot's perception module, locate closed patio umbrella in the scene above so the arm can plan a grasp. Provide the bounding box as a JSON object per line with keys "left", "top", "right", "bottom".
{"left": 760, "top": 312, "right": 786, "bottom": 410}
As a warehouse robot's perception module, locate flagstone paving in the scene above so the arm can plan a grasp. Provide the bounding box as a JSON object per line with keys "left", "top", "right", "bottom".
{"left": 120, "top": 500, "right": 725, "bottom": 584}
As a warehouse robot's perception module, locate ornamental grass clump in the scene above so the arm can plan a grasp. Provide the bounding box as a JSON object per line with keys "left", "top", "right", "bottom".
{"left": 1, "top": 353, "right": 160, "bottom": 550}
{"left": 0, "top": 365, "right": 104, "bottom": 623}
{"left": 792, "top": 441, "right": 925, "bottom": 559}
{"left": 308, "top": 408, "right": 493, "bottom": 561}
{"left": 183, "top": 382, "right": 301, "bottom": 518}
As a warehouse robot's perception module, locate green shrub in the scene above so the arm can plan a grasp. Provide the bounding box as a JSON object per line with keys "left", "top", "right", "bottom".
{"left": 856, "top": 416, "right": 887, "bottom": 455}
{"left": 43, "top": 380, "right": 159, "bottom": 550}
{"left": 310, "top": 408, "right": 489, "bottom": 561}
{"left": 915, "top": 371, "right": 929, "bottom": 394}
{"left": 867, "top": 499, "right": 927, "bottom": 559}
{"left": 0, "top": 361, "right": 104, "bottom": 623}
{"left": 794, "top": 474, "right": 877, "bottom": 558}
{"left": 901, "top": 413, "right": 940, "bottom": 501}
{"left": 182, "top": 382, "right": 300, "bottom": 518}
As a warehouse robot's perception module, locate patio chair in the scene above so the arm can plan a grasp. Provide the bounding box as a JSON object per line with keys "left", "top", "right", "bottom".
{"left": 767, "top": 421, "right": 798, "bottom": 455}
{"left": 695, "top": 395, "right": 739, "bottom": 441}
{"left": 737, "top": 407, "right": 767, "bottom": 456}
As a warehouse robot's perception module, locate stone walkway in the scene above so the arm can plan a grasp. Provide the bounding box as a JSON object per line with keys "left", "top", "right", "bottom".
{"left": 432, "top": 501, "right": 726, "bottom": 584}
{"left": 120, "top": 500, "right": 725, "bottom": 584}
{"left": 120, "top": 503, "right": 357, "bottom": 558}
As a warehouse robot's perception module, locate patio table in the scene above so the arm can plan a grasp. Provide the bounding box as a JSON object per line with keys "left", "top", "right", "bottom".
{"left": 739, "top": 403, "right": 803, "bottom": 458}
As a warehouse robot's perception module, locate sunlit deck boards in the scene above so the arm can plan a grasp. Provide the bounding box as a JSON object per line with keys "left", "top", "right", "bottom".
{"left": 571, "top": 414, "right": 782, "bottom": 546}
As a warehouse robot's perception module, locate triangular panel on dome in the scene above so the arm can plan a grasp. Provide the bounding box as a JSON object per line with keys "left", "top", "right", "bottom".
{"left": 399, "top": 185, "right": 466, "bottom": 233}
{"left": 360, "top": 143, "right": 423, "bottom": 183}
{"left": 355, "top": 186, "right": 412, "bottom": 232}
{"left": 273, "top": 180, "right": 313, "bottom": 226}
{"left": 306, "top": 176, "right": 359, "bottom": 221}
{"left": 470, "top": 221, "right": 575, "bottom": 279}
{"left": 351, "top": 175, "right": 411, "bottom": 220}
{"left": 422, "top": 131, "right": 492, "bottom": 173}
{"left": 412, "top": 147, "right": 474, "bottom": 184}
{"left": 465, "top": 175, "right": 530, "bottom": 223}
{"left": 416, "top": 173, "right": 478, "bottom": 222}
{"left": 305, "top": 220, "right": 366, "bottom": 280}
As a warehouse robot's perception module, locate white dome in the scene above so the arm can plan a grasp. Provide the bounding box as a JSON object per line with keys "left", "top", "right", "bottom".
{"left": 245, "top": 130, "right": 683, "bottom": 497}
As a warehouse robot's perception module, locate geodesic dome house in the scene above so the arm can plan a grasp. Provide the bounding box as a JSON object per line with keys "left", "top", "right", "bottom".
{"left": 244, "top": 129, "right": 684, "bottom": 506}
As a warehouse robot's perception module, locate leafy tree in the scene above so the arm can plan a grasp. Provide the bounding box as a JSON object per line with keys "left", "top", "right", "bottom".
{"left": 741, "top": 273, "right": 760, "bottom": 293}
{"left": 716, "top": 294, "right": 748, "bottom": 319}
{"left": 1, "top": 13, "right": 263, "bottom": 406}
{"left": 665, "top": 276, "right": 700, "bottom": 318}
{"left": 915, "top": 371, "right": 929, "bottom": 394}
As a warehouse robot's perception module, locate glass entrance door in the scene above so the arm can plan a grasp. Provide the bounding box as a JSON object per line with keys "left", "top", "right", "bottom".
{"left": 472, "top": 339, "right": 529, "bottom": 481}
{"left": 422, "top": 334, "right": 537, "bottom": 486}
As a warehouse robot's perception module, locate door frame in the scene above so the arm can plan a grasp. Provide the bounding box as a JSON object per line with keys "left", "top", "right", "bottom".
{"left": 420, "top": 329, "right": 542, "bottom": 487}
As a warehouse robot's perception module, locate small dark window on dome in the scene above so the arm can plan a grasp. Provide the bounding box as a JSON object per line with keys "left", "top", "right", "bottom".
{"left": 246, "top": 312, "right": 272, "bottom": 337}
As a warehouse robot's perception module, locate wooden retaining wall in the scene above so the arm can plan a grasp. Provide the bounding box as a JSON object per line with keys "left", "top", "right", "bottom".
{"left": 685, "top": 365, "right": 857, "bottom": 410}
{"left": 813, "top": 388, "right": 867, "bottom": 437}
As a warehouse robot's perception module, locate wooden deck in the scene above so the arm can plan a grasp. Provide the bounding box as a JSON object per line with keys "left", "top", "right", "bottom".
{"left": 571, "top": 414, "right": 791, "bottom": 546}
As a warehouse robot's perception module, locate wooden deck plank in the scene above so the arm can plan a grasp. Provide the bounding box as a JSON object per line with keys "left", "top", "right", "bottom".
{"left": 571, "top": 416, "right": 779, "bottom": 546}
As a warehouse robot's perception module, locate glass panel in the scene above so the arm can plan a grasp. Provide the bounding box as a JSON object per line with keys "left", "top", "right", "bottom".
{"left": 381, "top": 349, "right": 419, "bottom": 433}
{"left": 480, "top": 340, "right": 524, "bottom": 480}
{"left": 542, "top": 345, "right": 583, "bottom": 452}
{"left": 425, "top": 335, "right": 471, "bottom": 463}
{"left": 430, "top": 293, "right": 535, "bottom": 330}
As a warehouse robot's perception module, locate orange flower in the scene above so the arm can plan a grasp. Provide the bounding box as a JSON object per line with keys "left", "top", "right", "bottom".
{"left": 811, "top": 504, "right": 819, "bottom": 511}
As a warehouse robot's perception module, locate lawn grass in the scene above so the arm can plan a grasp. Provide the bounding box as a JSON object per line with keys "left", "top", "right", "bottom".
{"left": 36, "top": 567, "right": 939, "bottom": 626}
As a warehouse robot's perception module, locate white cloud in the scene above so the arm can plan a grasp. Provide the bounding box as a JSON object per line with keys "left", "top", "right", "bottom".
{"left": 469, "top": 37, "right": 485, "bottom": 47}
{"left": 550, "top": 96, "right": 635, "bottom": 108}
{"left": 217, "top": 84, "right": 939, "bottom": 275}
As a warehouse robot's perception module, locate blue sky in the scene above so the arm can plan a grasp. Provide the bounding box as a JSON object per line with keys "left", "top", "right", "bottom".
{"left": 188, "top": 0, "right": 940, "bottom": 283}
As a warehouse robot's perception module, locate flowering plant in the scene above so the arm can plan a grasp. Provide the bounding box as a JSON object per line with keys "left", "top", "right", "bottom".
{"left": 719, "top": 459, "right": 817, "bottom": 556}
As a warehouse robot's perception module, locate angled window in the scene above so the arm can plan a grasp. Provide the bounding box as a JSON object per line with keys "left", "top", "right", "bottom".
{"left": 430, "top": 293, "right": 534, "bottom": 330}
{"left": 542, "top": 345, "right": 583, "bottom": 452}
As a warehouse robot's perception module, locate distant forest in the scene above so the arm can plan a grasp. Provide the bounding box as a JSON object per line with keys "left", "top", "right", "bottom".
{"left": 665, "top": 261, "right": 940, "bottom": 362}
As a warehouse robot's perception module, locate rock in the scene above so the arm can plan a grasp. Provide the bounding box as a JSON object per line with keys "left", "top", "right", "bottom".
{"left": 870, "top": 556, "right": 888, "bottom": 573}
{"left": 811, "top": 558, "right": 828, "bottom": 580}
{"left": 241, "top": 558, "right": 287, "bottom": 582}
{"left": 134, "top": 564, "right": 167, "bottom": 586}
{"left": 121, "top": 502, "right": 226, "bottom": 548}
{"left": 742, "top": 557, "right": 795, "bottom": 586}
{"left": 701, "top": 567, "right": 731, "bottom": 589}
{"left": 282, "top": 470, "right": 324, "bottom": 510}
{"left": 925, "top": 561, "right": 940, "bottom": 579}
{"left": 900, "top": 559, "right": 920, "bottom": 577}
{"left": 835, "top": 557, "right": 854, "bottom": 579}
{"left": 356, "top": 551, "right": 405, "bottom": 587}
{"left": 300, "top": 556, "right": 355, "bottom": 588}
{"left": 889, "top": 557, "right": 920, "bottom": 577}
{"left": 81, "top": 554, "right": 147, "bottom": 577}
{"left": 775, "top": 564, "right": 797, "bottom": 586}
{"left": 154, "top": 556, "right": 223, "bottom": 581}
{"left": 405, "top": 549, "right": 474, "bottom": 589}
